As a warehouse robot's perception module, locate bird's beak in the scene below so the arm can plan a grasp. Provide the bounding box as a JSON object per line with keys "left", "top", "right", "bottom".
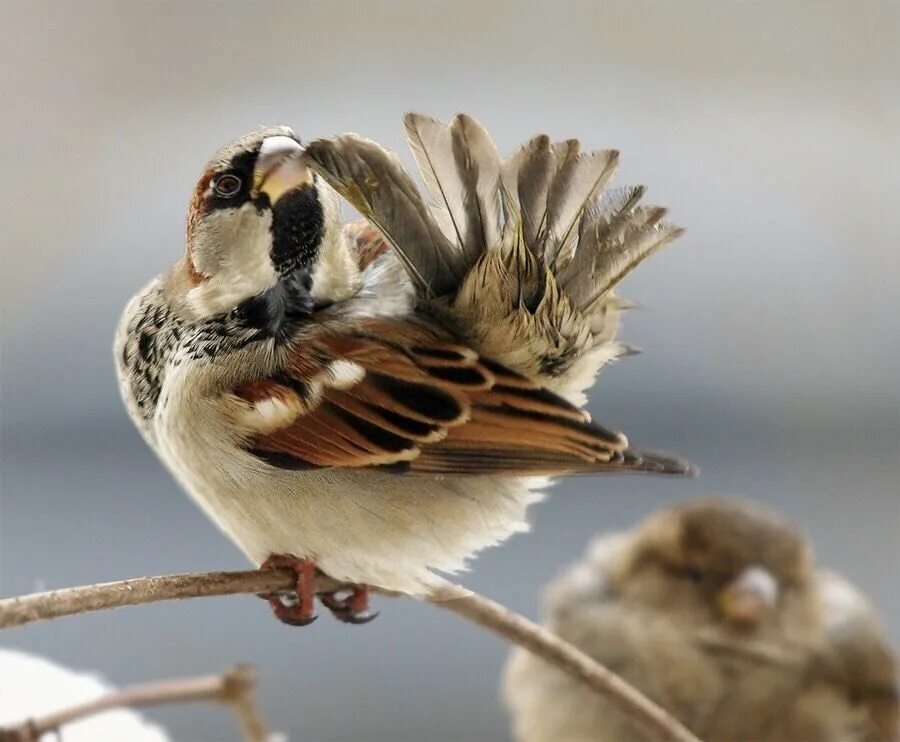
{"left": 254, "top": 135, "right": 311, "bottom": 205}
{"left": 717, "top": 565, "right": 778, "bottom": 627}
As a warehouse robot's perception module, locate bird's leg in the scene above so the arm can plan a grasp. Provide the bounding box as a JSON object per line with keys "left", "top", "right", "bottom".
{"left": 320, "top": 584, "right": 379, "bottom": 625}
{"left": 259, "top": 554, "right": 318, "bottom": 626}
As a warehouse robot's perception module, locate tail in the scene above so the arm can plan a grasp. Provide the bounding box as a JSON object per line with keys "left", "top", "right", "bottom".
{"left": 303, "top": 113, "right": 683, "bottom": 403}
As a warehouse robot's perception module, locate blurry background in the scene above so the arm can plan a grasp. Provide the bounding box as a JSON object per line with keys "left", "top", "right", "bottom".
{"left": 1, "top": 1, "right": 898, "bottom": 739}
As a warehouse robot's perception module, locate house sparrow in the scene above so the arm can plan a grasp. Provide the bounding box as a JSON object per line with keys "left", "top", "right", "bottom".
{"left": 503, "top": 498, "right": 898, "bottom": 741}
{"left": 115, "top": 114, "right": 689, "bottom": 626}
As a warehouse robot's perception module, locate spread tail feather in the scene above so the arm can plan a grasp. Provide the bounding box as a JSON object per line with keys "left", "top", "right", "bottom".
{"left": 304, "top": 113, "right": 684, "bottom": 399}
{"left": 304, "top": 114, "right": 682, "bottom": 307}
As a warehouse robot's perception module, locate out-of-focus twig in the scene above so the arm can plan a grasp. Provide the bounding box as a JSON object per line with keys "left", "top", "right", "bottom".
{"left": 0, "top": 570, "right": 702, "bottom": 742}
{"left": 429, "top": 583, "right": 701, "bottom": 742}
{"left": 0, "top": 664, "right": 267, "bottom": 742}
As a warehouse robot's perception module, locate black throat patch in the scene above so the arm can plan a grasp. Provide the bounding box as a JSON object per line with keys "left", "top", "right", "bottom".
{"left": 270, "top": 183, "right": 325, "bottom": 277}
{"left": 233, "top": 268, "right": 316, "bottom": 342}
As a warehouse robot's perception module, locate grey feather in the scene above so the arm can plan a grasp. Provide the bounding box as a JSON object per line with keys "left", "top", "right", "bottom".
{"left": 448, "top": 123, "right": 485, "bottom": 261}
{"left": 583, "top": 209, "right": 683, "bottom": 311}
{"left": 557, "top": 186, "right": 647, "bottom": 306}
{"left": 303, "top": 134, "right": 464, "bottom": 298}
{"left": 544, "top": 146, "right": 620, "bottom": 268}
{"left": 540, "top": 139, "right": 581, "bottom": 259}
{"left": 501, "top": 135, "right": 619, "bottom": 267}
{"left": 403, "top": 113, "right": 504, "bottom": 267}
{"left": 449, "top": 114, "right": 503, "bottom": 255}
{"left": 403, "top": 114, "right": 470, "bottom": 255}
{"left": 503, "top": 135, "right": 556, "bottom": 257}
{"left": 574, "top": 185, "right": 647, "bottom": 263}
{"left": 307, "top": 115, "right": 684, "bottom": 400}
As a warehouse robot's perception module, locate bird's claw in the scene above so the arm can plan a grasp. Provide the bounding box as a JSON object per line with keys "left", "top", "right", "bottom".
{"left": 320, "top": 585, "right": 378, "bottom": 625}
{"left": 259, "top": 556, "right": 378, "bottom": 626}
{"left": 259, "top": 554, "right": 318, "bottom": 627}
{"left": 334, "top": 608, "right": 380, "bottom": 625}
{"left": 269, "top": 598, "right": 319, "bottom": 627}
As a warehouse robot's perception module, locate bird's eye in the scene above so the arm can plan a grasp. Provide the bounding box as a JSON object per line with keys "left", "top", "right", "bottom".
{"left": 213, "top": 174, "right": 242, "bottom": 198}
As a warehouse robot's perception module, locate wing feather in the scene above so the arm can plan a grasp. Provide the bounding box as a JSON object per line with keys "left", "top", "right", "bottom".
{"left": 503, "top": 134, "right": 555, "bottom": 257}
{"left": 303, "top": 134, "right": 464, "bottom": 298}
{"left": 451, "top": 113, "right": 503, "bottom": 250}
{"left": 233, "top": 321, "right": 692, "bottom": 477}
{"left": 544, "top": 145, "right": 619, "bottom": 267}
{"left": 403, "top": 112, "right": 503, "bottom": 264}
{"left": 403, "top": 114, "right": 469, "bottom": 250}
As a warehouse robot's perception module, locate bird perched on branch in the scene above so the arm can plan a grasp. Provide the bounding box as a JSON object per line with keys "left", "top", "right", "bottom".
{"left": 115, "top": 114, "right": 689, "bottom": 626}
{"left": 503, "top": 498, "right": 899, "bottom": 742}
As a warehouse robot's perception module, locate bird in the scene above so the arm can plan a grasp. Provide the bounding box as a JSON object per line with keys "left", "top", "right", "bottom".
{"left": 503, "top": 498, "right": 899, "bottom": 742}
{"left": 115, "top": 113, "right": 690, "bottom": 626}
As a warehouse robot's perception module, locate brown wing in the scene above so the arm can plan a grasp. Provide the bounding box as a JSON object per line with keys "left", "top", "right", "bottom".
{"left": 233, "top": 319, "right": 691, "bottom": 477}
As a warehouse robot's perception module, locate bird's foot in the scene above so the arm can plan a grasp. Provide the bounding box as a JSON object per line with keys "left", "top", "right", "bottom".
{"left": 320, "top": 585, "right": 379, "bottom": 625}
{"left": 259, "top": 554, "right": 318, "bottom": 626}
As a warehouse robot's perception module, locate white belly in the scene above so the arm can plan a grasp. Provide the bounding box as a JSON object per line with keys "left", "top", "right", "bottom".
{"left": 154, "top": 391, "right": 547, "bottom": 595}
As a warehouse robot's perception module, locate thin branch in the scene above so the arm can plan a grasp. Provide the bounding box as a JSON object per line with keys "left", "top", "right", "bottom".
{"left": 0, "top": 570, "right": 343, "bottom": 629}
{"left": 0, "top": 570, "right": 701, "bottom": 742}
{"left": 429, "top": 583, "right": 700, "bottom": 742}
{"left": 0, "top": 664, "right": 267, "bottom": 742}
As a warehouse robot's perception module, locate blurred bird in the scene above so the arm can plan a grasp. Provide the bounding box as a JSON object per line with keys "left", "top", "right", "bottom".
{"left": 503, "top": 498, "right": 899, "bottom": 742}
{"left": 115, "top": 114, "right": 688, "bottom": 625}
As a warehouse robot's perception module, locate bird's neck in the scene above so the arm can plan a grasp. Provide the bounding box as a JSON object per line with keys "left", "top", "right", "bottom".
{"left": 116, "top": 280, "right": 185, "bottom": 426}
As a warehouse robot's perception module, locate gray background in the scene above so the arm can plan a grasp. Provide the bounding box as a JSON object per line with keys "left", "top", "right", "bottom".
{"left": 1, "top": 1, "right": 898, "bottom": 740}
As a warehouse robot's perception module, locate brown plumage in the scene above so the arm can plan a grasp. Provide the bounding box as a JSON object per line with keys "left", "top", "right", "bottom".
{"left": 234, "top": 315, "right": 691, "bottom": 477}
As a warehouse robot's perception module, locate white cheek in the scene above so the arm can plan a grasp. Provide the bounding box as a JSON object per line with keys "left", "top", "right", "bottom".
{"left": 187, "top": 208, "right": 279, "bottom": 317}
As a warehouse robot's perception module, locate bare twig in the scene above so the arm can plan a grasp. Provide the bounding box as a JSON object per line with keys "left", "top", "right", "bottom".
{"left": 0, "top": 570, "right": 701, "bottom": 742}
{"left": 429, "top": 583, "right": 700, "bottom": 742}
{"left": 0, "top": 664, "right": 267, "bottom": 742}
{"left": 0, "top": 570, "right": 343, "bottom": 629}
{"left": 0, "top": 571, "right": 293, "bottom": 628}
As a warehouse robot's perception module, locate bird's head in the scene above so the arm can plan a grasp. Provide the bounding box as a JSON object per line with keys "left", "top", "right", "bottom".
{"left": 182, "top": 127, "right": 358, "bottom": 321}
{"left": 612, "top": 498, "right": 813, "bottom": 632}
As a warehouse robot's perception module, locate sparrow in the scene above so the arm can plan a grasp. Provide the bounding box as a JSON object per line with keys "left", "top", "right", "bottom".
{"left": 503, "top": 498, "right": 899, "bottom": 742}
{"left": 115, "top": 114, "right": 689, "bottom": 626}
